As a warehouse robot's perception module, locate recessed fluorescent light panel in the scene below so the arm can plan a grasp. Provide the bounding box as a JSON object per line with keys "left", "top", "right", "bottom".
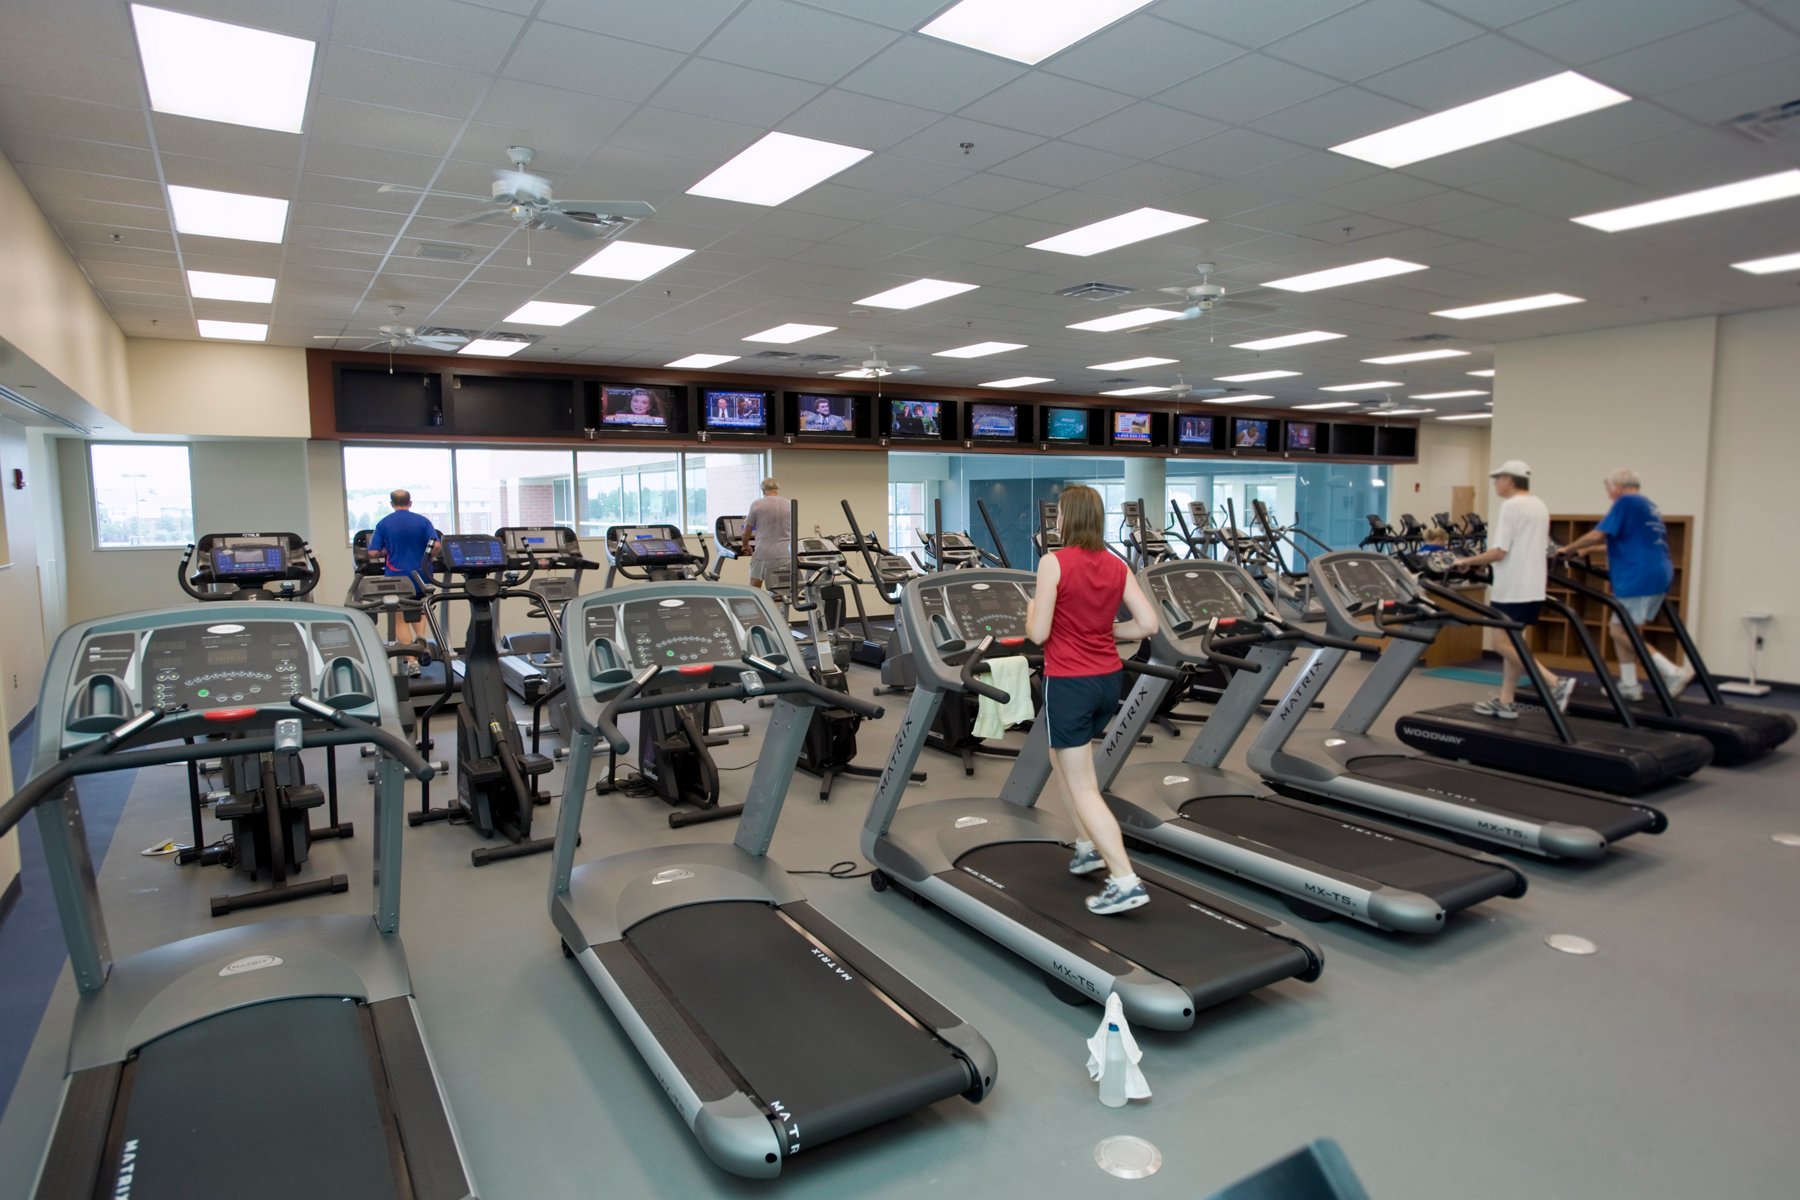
{"left": 1382, "top": 408, "right": 1435, "bottom": 416}
{"left": 744, "top": 323, "right": 836, "bottom": 344}
{"left": 1433, "top": 293, "right": 1583, "bottom": 320}
{"left": 571, "top": 241, "right": 693, "bottom": 281}
{"left": 1264, "top": 258, "right": 1428, "bottom": 292}
{"left": 186, "top": 270, "right": 275, "bottom": 303}
{"left": 920, "top": 0, "right": 1157, "bottom": 65}
{"left": 131, "top": 5, "right": 316, "bottom": 134}
{"left": 981, "top": 376, "right": 1054, "bottom": 388}
{"left": 167, "top": 184, "right": 289, "bottom": 243}
{"left": 1090, "top": 356, "right": 1177, "bottom": 371}
{"left": 1362, "top": 348, "right": 1469, "bottom": 365}
{"left": 1101, "top": 386, "right": 1168, "bottom": 396}
{"left": 935, "top": 341, "right": 1026, "bottom": 358}
{"left": 1231, "top": 331, "right": 1345, "bottom": 351}
{"left": 1467, "top": 368, "right": 1496, "bottom": 377}
{"left": 1573, "top": 170, "right": 1800, "bottom": 232}
{"left": 1411, "top": 390, "right": 1489, "bottom": 400}
{"left": 196, "top": 319, "right": 267, "bottom": 341}
{"left": 665, "top": 353, "right": 739, "bottom": 369}
{"left": 1293, "top": 401, "right": 1359, "bottom": 410}
{"left": 459, "top": 339, "right": 530, "bottom": 358}
{"left": 1030, "top": 207, "right": 1205, "bottom": 256}
{"left": 1732, "top": 250, "right": 1800, "bottom": 275}
{"left": 504, "top": 301, "right": 594, "bottom": 326}
{"left": 837, "top": 368, "right": 892, "bottom": 379}
{"left": 1215, "top": 370, "right": 1300, "bottom": 382}
{"left": 1068, "top": 307, "right": 1184, "bottom": 332}
{"left": 857, "top": 279, "right": 978, "bottom": 309}
{"left": 1319, "top": 381, "right": 1402, "bottom": 392}
{"left": 1439, "top": 412, "right": 1493, "bottom": 421}
{"left": 1332, "top": 71, "right": 1629, "bottom": 168}
{"left": 687, "top": 131, "right": 871, "bottom": 206}
{"left": 1202, "top": 394, "right": 1273, "bottom": 404}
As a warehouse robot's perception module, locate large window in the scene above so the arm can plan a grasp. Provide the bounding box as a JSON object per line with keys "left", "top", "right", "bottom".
{"left": 90, "top": 443, "right": 195, "bottom": 548}
{"left": 341, "top": 446, "right": 764, "bottom": 543}
{"left": 888, "top": 481, "right": 929, "bottom": 560}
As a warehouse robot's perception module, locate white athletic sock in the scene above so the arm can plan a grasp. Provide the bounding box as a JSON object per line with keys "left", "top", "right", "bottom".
{"left": 1650, "top": 650, "right": 1679, "bottom": 677}
{"left": 1620, "top": 662, "right": 1638, "bottom": 686}
{"left": 1074, "top": 839, "right": 1095, "bottom": 855}
{"left": 1111, "top": 873, "right": 1140, "bottom": 891}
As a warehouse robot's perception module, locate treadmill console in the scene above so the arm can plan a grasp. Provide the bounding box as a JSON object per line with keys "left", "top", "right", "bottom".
{"left": 439, "top": 535, "right": 508, "bottom": 573}
{"left": 210, "top": 542, "right": 288, "bottom": 578}
{"left": 1145, "top": 562, "right": 1270, "bottom": 634}
{"left": 566, "top": 584, "right": 790, "bottom": 714}
{"left": 912, "top": 574, "right": 1034, "bottom": 648}
{"left": 715, "top": 515, "right": 747, "bottom": 546}
{"left": 1306, "top": 551, "right": 1426, "bottom": 640}
{"left": 795, "top": 535, "right": 846, "bottom": 569}
{"left": 500, "top": 525, "right": 581, "bottom": 562}
{"left": 608, "top": 524, "right": 695, "bottom": 568}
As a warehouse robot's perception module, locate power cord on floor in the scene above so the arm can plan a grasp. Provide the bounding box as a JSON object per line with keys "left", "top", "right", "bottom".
{"left": 786, "top": 861, "right": 874, "bottom": 879}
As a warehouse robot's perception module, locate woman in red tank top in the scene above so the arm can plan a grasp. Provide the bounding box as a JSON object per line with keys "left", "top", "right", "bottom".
{"left": 1025, "top": 486, "right": 1160, "bottom": 915}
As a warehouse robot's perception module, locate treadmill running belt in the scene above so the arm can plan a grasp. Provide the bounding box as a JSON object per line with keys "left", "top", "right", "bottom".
{"left": 952, "top": 841, "right": 1313, "bottom": 1007}
{"left": 1409, "top": 704, "right": 1713, "bottom": 775}
{"left": 1174, "top": 793, "right": 1513, "bottom": 900}
{"left": 1517, "top": 684, "right": 1794, "bottom": 763}
{"left": 1348, "top": 756, "right": 1657, "bottom": 842}
{"left": 627, "top": 901, "right": 972, "bottom": 1152}
{"left": 109, "top": 998, "right": 403, "bottom": 1200}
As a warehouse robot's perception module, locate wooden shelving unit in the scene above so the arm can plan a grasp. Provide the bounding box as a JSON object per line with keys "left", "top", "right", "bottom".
{"left": 1527, "top": 513, "right": 1692, "bottom": 672}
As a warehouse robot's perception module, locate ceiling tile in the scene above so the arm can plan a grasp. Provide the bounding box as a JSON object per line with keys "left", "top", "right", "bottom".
{"left": 834, "top": 153, "right": 972, "bottom": 198}
{"left": 1063, "top": 103, "right": 1226, "bottom": 160}
{"left": 0, "top": 88, "right": 147, "bottom": 148}
{"left": 1357, "top": 34, "right": 1569, "bottom": 111}
{"left": 1044, "top": 16, "right": 1245, "bottom": 97}
{"left": 1425, "top": 0, "right": 1570, "bottom": 24}
{"left": 837, "top": 36, "right": 1025, "bottom": 113}
{"left": 1154, "top": 53, "right": 1342, "bottom": 126}
{"left": 930, "top": 173, "right": 1061, "bottom": 214}
{"left": 1248, "top": 86, "right": 1424, "bottom": 150}
{"left": 1653, "top": 51, "right": 1800, "bottom": 122}
{"left": 1263, "top": 0, "right": 1484, "bottom": 83}
{"left": 318, "top": 45, "right": 491, "bottom": 118}
{"left": 0, "top": 132, "right": 156, "bottom": 180}
{"left": 1081, "top": 162, "right": 1219, "bottom": 206}
{"left": 1154, "top": 0, "right": 1365, "bottom": 48}
{"left": 1507, "top": 0, "right": 1728, "bottom": 62}
{"left": 1587, "top": 12, "right": 1800, "bottom": 96}
{"left": 887, "top": 116, "right": 1045, "bottom": 172}
{"left": 789, "top": 0, "right": 949, "bottom": 31}
{"left": 780, "top": 90, "right": 941, "bottom": 151}
{"left": 1229, "top": 151, "right": 1385, "bottom": 200}
{"left": 699, "top": 0, "right": 899, "bottom": 85}
{"left": 151, "top": 116, "right": 307, "bottom": 174}
{"left": 502, "top": 21, "right": 687, "bottom": 104}
{"left": 959, "top": 73, "right": 1135, "bottom": 140}
{"left": 310, "top": 98, "right": 469, "bottom": 159}
{"left": 532, "top": 0, "right": 743, "bottom": 51}
{"left": 648, "top": 57, "right": 822, "bottom": 129}
{"left": 1159, "top": 128, "right": 1309, "bottom": 176}
{"left": 990, "top": 141, "right": 1138, "bottom": 188}
{"left": 331, "top": 0, "right": 527, "bottom": 73}
{"left": 0, "top": 40, "right": 141, "bottom": 109}
{"left": 608, "top": 107, "right": 770, "bottom": 167}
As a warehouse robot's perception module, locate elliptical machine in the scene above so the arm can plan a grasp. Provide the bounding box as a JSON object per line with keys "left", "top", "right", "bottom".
{"left": 841, "top": 500, "right": 919, "bottom": 692}
{"left": 172, "top": 533, "right": 352, "bottom": 914}
{"left": 416, "top": 534, "right": 558, "bottom": 865}
{"left": 496, "top": 526, "right": 593, "bottom": 705}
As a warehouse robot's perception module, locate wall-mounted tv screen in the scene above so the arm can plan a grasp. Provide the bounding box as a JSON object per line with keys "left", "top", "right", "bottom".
{"left": 1044, "top": 407, "right": 1088, "bottom": 442}
{"left": 796, "top": 393, "right": 856, "bottom": 436}
{"left": 700, "top": 387, "right": 770, "bottom": 433}
{"left": 1176, "top": 414, "right": 1215, "bottom": 447}
{"left": 1286, "top": 421, "right": 1319, "bottom": 452}
{"left": 1232, "top": 417, "right": 1270, "bottom": 449}
{"left": 887, "top": 398, "right": 942, "bottom": 439}
{"left": 600, "top": 384, "right": 672, "bottom": 430}
{"left": 1112, "top": 411, "right": 1152, "bottom": 444}
{"left": 969, "top": 403, "right": 1017, "bottom": 440}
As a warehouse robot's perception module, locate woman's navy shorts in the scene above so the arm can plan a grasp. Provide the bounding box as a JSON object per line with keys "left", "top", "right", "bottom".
{"left": 1044, "top": 671, "right": 1124, "bottom": 749}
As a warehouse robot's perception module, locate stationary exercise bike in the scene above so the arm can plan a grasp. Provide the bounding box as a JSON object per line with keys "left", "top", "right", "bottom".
{"left": 172, "top": 533, "right": 353, "bottom": 914}
{"left": 416, "top": 534, "right": 558, "bottom": 865}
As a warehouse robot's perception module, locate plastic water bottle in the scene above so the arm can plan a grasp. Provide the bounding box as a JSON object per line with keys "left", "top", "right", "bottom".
{"left": 1098, "top": 1022, "right": 1128, "bottom": 1108}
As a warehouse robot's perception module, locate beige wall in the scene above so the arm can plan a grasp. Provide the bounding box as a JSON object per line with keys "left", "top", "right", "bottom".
{"left": 770, "top": 447, "right": 894, "bottom": 613}
{"left": 125, "top": 339, "right": 311, "bottom": 438}
{"left": 0, "top": 152, "right": 130, "bottom": 426}
{"left": 0, "top": 414, "right": 53, "bottom": 908}
{"left": 1702, "top": 306, "right": 1800, "bottom": 684}
{"left": 1390, "top": 420, "right": 1492, "bottom": 526}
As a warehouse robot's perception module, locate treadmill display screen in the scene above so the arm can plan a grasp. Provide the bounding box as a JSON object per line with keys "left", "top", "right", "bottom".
{"left": 941, "top": 581, "right": 1029, "bottom": 640}
{"left": 211, "top": 546, "right": 285, "bottom": 576}
{"left": 620, "top": 539, "right": 686, "bottom": 561}
{"left": 442, "top": 537, "right": 506, "bottom": 569}
{"left": 1153, "top": 569, "right": 1260, "bottom": 627}
{"left": 1319, "top": 558, "right": 1409, "bottom": 610}
{"left": 621, "top": 597, "right": 740, "bottom": 667}
{"left": 142, "top": 621, "right": 309, "bottom": 711}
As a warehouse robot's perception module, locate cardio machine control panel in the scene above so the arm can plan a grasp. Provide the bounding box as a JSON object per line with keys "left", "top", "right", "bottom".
{"left": 897, "top": 568, "right": 1039, "bottom": 691}
{"left": 1139, "top": 560, "right": 1279, "bottom": 663}
{"left": 46, "top": 605, "right": 392, "bottom": 753}
{"left": 439, "top": 535, "right": 508, "bottom": 574}
{"left": 1306, "top": 552, "right": 1428, "bottom": 640}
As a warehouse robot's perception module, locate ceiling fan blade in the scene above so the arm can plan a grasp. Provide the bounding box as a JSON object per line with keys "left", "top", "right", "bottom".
{"left": 1154, "top": 286, "right": 1193, "bottom": 298}
{"left": 377, "top": 183, "right": 493, "bottom": 202}
{"left": 550, "top": 200, "right": 656, "bottom": 219}
{"left": 532, "top": 209, "right": 605, "bottom": 238}
{"left": 445, "top": 208, "right": 509, "bottom": 229}
{"left": 312, "top": 334, "right": 356, "bottom": 340}
{"left": 359, "top": 341, "right": 390, "bottom": 352}
{"left": 411, "top": 335, "right": 468, "bottom": 350}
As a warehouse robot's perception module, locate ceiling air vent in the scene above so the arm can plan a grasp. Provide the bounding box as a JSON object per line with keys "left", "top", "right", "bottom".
{"left": 1099, "top": 376, "right": 1138, "bottom": 384}
{"left": 416, "top": 326, "right": 471, "bottom": 342}
{"left": 1396, "top": 332, "right": 1456, "bottom": 343}
{"left": 1057, "top": 282, "right": 1135, "bottom": 301}
{"left": 750, "top": 350, "right": 800, "bottom": 359}
{"left": 414, "top": 243, "right": 473, "bottom": 262}
{"left": 794, "top": 353, "right": 841, "bottom": 363}
{"left": 1727, "top": 97, "right": 1800, "bottom": 143}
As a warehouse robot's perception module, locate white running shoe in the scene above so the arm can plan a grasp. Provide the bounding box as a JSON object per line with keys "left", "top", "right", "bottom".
{"left": 1552, "top": 677, "right": 1576, "bottom": 712}
{"left": 1473, "top": 696, "right": 1520, "bottom": 720}
{"left": 1662, "top": 663, "right": 1696, "bottom": 697}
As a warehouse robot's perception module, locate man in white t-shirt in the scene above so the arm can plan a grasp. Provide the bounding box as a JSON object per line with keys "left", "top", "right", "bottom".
{"left": 1450, "top": 460, "right": 1573, "bottom": 719}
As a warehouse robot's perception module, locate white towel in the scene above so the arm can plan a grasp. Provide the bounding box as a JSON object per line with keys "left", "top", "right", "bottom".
{"left": 972, "top": 655, "right": 1036, "bottom": 739}
{"left": 1085, "top": 992, "right": 1151, "bottom": 1100}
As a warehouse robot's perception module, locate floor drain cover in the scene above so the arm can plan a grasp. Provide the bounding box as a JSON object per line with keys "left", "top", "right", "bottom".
{"left": 1095, "top": 1135, "right": 1162, "bottom": 1180}
{"left": 1773, "top": 833, "right": 1800, "bottom": 847}
{"left": 1545, "top": 933, "right": 1597, "bottom": 955}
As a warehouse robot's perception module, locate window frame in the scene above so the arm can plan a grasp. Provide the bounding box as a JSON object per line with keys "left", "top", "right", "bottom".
{"left": 88, "top": 441, "right": 197, "bottom": 552}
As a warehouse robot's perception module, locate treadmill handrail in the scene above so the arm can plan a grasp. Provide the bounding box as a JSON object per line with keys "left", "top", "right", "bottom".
{"left": 1546, "top": 556, "right": 1679, "bottom": 716}
{"left": 1198, "top": 620, "right": 1265, "bottom": 673}
{"left": 1418, "top": 579, "right": 1578, "bottom": 743}
{"left": 959, "top": 635, "right": 1009, "bottom": 703}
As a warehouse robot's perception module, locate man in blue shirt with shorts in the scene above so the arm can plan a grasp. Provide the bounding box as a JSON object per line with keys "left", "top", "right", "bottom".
{"left": 1556, "top": 470, "right": 1693, "bottom": 700}
{"left": 368, "top": 489, "right": 439, "bottom": 672}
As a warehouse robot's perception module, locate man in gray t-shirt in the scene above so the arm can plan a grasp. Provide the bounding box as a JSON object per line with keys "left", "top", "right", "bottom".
{"left": 741, "top": 477, "right": 791, "bottom": 589}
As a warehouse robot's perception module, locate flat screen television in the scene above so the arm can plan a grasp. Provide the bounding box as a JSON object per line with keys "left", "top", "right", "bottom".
{"left": 795, "top": 393, "right": 857, "bottom": 436}
{"left": 1112, "top": 410, "right": 1152, "bottom": 444}
{"left": 1232, "top": 417, "right": 1270, "bottom": 450}
{"left": 969, "top": 403, "right": 1017, "bottom": 440}
{"left": 1044, "top": 407, "right": 1089, "bottom": 443}
{"left": 887, "top": 398, "right": 942, "bottom": 439}
{"left": 599, "top": 384, "right": 672, "bottom": 430}
{"left": 700, "top": 387, "right": 770, "bottom": 433}
{"left": 1176, "top": 414, "right": 1215, "bottom": 447}
{"left": 1286, "top": 420, "right": 1319, "bottom": 452}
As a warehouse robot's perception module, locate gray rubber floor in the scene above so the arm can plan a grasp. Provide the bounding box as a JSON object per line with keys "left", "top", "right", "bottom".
{"left": 3, "top": 656, "right": 1797, "bottom": 1199}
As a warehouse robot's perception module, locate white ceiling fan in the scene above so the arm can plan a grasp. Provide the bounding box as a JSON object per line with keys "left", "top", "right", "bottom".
{"left": 1133, "top": 263, "right": 1280, "bottom": 320}
{"left": 1165, "top": 373, "right": 1230, "bottom": 400}
{"left": 313, "top": 306, "right": 469, "bottom": 371}
{"left": 820, "top": 345, "right": 924, "bottom": 380}
{"left": 379, "top": 145, "right": 655, "bottom": 263}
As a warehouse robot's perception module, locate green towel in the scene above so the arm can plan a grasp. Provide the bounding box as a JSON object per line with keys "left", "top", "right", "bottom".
{"left": 973, "top": 655, "right": 1036, "bottom": 739}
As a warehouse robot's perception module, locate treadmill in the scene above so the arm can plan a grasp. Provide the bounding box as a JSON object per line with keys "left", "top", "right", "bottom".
{"left": 495, "top": 525, "right": 594, "bottom": 705}
{"left": 863, "top": 567, "right": 1323, "bottom": 1031}
{"left": 1393, "top": 559, "right": 1715, "bottom": 794}
{"left": 1094, "top": 558, "right": 1526, "bottom": 933}
{"left": 549, "top": 579, "right": 996, "bottom": 1178}
{"left": 7, "top": 603, "right": 470, "bottom": 1199}
{"left": 1512, "top": 555, "right": 1793, "bottom": 765}
{"left": 1248, "top": 551, "right": 1667, "bottom": 858}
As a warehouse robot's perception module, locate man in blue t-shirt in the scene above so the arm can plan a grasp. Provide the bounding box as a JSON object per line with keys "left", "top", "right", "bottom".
{"left": 368, "top": 489, "right": 439, "bottom": 670}
{"left": 1556, "top": 470, "right": 1693, "bottom": 700}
